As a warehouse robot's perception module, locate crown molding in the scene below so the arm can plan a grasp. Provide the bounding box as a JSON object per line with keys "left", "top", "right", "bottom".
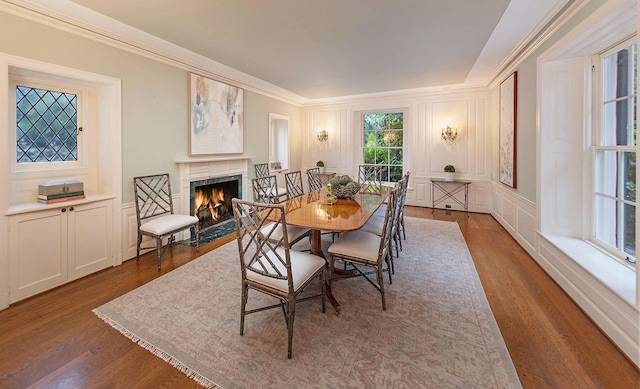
{"left": 0, "top": 0, "right": 308, "bottom": 106}
{"left": 487, "top": 0, "right": 590, "bottom": 88}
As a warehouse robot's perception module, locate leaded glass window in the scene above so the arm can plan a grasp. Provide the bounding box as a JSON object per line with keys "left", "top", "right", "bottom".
{"left": 16, "top": 85, "right": 78, "bottom": 163}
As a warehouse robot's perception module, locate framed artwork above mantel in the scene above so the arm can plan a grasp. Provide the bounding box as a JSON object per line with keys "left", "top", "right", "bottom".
{"left": 499, "top": 71, "right": 517, "bottom": 188}
{"left": 188, "top": 73, "right": 244, "bottom": 155}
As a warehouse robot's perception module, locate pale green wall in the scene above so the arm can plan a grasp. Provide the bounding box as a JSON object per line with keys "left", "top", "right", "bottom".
{"left": 490, "top": 0, "right": 607, "bottom": 203}
{"left": 0, "top": 11, "right": 300, "bottom": 203}
{"left": 244, "top": 92, "right": 302, "bottom": 179}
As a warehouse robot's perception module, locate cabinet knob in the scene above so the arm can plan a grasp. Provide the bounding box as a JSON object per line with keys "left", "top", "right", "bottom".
{"left": 61, "top": 208, "right": 66, "bottom": 213}
{"left": 69, "top": 207, "right": 74, "bottom": 211}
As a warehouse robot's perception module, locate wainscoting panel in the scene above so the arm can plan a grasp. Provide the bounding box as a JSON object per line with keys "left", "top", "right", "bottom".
{"left": 491, "top": 182, "right": 639, "bottom": 368}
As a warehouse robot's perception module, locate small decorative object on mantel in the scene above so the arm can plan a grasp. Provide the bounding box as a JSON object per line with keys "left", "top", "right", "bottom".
{"left": 270, "top": 161, "right": 282, "bottom": 170}
{"left": 38, "top": 179, "right": 85, "bottom": 204}
{"left": 316, "top": 160, "right": 325, "bottom": 174}
{"left": 329, "top": 175, "right": 361, "bottom": 199}
{"left": 443, "top": 165, "right": 455, "bottom": 181}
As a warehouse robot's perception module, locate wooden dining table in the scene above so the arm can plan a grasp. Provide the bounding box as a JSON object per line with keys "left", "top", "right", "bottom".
{"left": 281, "top": 185, "right": 392, "bottom": 313}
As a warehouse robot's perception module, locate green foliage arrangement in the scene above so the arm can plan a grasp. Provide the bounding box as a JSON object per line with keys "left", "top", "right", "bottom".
{"left": 329, "top": 175, "right": 360, "bottom": 199}
{"left": 444, "top": 165, "right": 456, "bottom": 173}
{"left": 316, "top": 160, "right": 325, "bottom": 167}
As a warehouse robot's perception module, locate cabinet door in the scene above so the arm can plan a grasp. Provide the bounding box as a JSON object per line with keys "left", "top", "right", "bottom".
{"left": 67, "top": 200, "right": 113, "bottom": 280}
{"left": 9, "top": 208, "right": 68, "bottom": 302}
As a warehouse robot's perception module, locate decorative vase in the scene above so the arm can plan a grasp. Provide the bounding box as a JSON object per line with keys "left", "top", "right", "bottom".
{"left": 444, "top": 172, "right": 454, "bottom": 181}
{"left": 318, "top": 166, "right": 324, "bottom": 174}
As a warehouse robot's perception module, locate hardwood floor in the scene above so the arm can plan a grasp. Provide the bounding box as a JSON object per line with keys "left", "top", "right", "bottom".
{"left": 0, "top": 207, "right": 638, "bottom": 388}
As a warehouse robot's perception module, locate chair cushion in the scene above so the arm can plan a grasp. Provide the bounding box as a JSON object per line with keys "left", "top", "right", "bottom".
{"left": 267, "top": 186, "right": 288, "bottom": 198}
{"left": 360, "top": 215, "right": 384, "bottom": 236}
{"left": 260, "top": 223, "right": 309, "bottom": 244}
{"left": 328, "top": 230, "right": 381, "bottom": 263}
{"left": 247, "top": 248, "right": 325, "bottom": 293}
{"left": 140, "top": 214, "right": 198, "bottom": 235}
{"left": 373, "top": 204, "right": 387, "bottom": 217}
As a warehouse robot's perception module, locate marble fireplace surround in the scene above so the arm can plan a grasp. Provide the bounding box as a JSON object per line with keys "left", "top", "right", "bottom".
{"left": 175, "top": 156, "right": 254, "bottom": 225}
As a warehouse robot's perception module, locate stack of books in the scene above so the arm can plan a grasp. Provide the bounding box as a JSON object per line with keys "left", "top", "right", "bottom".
{"left": 38, "top": 179, "right": 85, "bottom": 204}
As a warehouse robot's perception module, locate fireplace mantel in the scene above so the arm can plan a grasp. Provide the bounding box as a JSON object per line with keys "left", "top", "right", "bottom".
{"left": 175, "top": 156, "right": 255, "bottom": 216}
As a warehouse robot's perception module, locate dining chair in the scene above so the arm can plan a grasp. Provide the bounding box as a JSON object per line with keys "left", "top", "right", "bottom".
{"left": 252, "top": 176, "right": 311, "bottom": 246}
{"left": 133, "top": 173, "right": 199, "bottom": 271}
{"left": 358, "top": 164, "right": 383, "bottom": 194}
{"left": 396, "top": 172, "right": 410, "bottom": 242}
{"left": 360, "top": 177, "right": 405, "bottom": 269}
{"left": 255, "top": 162, "right": 287, "bottom": 201}
{"left": 371, "top": 172, "right": 410, "bottom": 245}
{"left": 231, "top": 198, "right": 326, "bottom": 359}
{"left": 327, "top": 187, "right": 398, "bottom": 310}
{"left": 285, "top": 171, "right": 305, "bottom": 199}
{"left": 306, "top": 167, "right": 323, "bottom": 192}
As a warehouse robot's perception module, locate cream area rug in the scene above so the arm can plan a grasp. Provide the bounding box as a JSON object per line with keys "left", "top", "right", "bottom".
{"left": 94, "top": 218, "right": 522, "bottom": 388}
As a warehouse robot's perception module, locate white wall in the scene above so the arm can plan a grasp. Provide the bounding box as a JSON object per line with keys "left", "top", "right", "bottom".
{"left": 302, "top": 90, "right": 494, "bottom": 213}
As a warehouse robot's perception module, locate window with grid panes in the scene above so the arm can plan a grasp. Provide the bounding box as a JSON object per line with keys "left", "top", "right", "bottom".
{"left": 594, "top": 39, "right": 637, "bottom": 264}
{"left": 15, "top": 84, "right": 79, "bottom": 164}
{"left": 362, "top": 112, "right": 403, "bottom": 182}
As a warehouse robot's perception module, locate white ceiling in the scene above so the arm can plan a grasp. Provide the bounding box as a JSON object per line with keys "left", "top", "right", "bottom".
{"left": 19, "top": 0, "right": 564, "bottom": 100}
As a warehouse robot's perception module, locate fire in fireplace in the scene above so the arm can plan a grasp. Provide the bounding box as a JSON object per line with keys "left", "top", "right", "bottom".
{"left": 190, "top": 175, "right": 241, "bottom": 232}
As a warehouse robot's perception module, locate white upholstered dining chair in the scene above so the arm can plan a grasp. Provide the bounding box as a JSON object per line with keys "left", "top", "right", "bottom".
{"left": 327, "top": 187, "right": 398, "bottom": 310}
{"left": 252, "top": 176, "right": 311, "bottom": 247}
{"left": 255, "top": 162, "right": 287, "bottom": 201}
{"left": 133, "top": 173, "right": 199, "bottom": 271}
{"left": 231, "top": 198, "right": 326, "bottom": 358}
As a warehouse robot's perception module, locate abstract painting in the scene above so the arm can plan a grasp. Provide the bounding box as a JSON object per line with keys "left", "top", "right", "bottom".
{"left": 189, "top": 73, "right": 243, "bottom": 155}
{"left": 499, "top": 71, "right": 517, "bottom": 188}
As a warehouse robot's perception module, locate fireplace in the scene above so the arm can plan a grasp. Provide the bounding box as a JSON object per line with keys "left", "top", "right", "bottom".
{"left": 189, "top": 174, "right": 242, "bottom": 233}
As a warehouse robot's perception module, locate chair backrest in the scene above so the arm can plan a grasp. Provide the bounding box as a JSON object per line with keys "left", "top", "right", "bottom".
{"left": 252, "top": 175, "right": 278, "bottom": 204}
{"left": 358, "top": 165, "right": 383, "bottom": 195}
{"left": 285, "top": 171, "right": 304, "bottom": 199}
{"left": 398, "top": 172, "right": 410, "bottom": 211}
{"left": 392, "top": 177, "right": 407, "bottom": 228}
{"left": 254, "top": 163, "right": 269, "bottom": 178}
{"left": 232, "top": 198, "right": 294, "bottom": 292}
{"left": 306, "top": 167, "right": 323, "bottom": 191}
{"left": 133, "top": 173, "right": 174, "bottom": 225}
{"left": 378, "top": 188, "right": 398, "bottom": 262}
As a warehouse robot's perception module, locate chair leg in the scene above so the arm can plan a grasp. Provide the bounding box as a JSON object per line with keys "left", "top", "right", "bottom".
{"left": 136, "top": 234, "right": 142, "bottom": 261}
{"left": 378, "top": 266, "right": 386, "bottom": 311}
{"left": 286, "top": 299, "right": 296, "bottom": 359}
{"left": 156, "top": 237, "right": 163, "bottom": 271}
{"left": 320, "top": 270, "right": 326, "bottom": 313}
{"left": 240, "top": 284, "right": 248, "bottom": 336}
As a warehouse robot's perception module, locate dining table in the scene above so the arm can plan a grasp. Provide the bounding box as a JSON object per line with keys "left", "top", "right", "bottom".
{"left": 280, "top": 185, "right": 392, "bottom": 313}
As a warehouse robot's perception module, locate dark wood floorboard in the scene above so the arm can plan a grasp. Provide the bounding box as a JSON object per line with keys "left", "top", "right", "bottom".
{"left": 0, "top": 207, "right": 637, "bottom": 388}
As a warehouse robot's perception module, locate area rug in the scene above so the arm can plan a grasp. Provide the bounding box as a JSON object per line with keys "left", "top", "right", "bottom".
{"left": 94, "top": 217, "right": 522, "bottom": 388}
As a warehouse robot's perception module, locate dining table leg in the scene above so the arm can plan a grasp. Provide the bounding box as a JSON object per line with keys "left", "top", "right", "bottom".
{"left": 310, "top": 229, "right": 341, "bottom": 315}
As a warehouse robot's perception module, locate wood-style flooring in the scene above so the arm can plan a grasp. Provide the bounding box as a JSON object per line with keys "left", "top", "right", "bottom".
{"left": 0, "top": 207, "right": 638, "bottom": 388}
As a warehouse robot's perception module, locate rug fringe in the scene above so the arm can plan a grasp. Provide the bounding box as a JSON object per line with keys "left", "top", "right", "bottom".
{"left": 93, "top": 309, "right": 219, "bottom": 389}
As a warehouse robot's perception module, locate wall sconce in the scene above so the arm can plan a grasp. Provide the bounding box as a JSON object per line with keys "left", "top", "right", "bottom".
{"left": 317, "top": 128, "right": 328, "bottom": 142}
{"left": 441, "top": 121, "right": 458, "bottom": 145}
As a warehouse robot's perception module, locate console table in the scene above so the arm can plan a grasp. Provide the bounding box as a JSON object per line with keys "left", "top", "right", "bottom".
{"left": 430, "top": 179, "right": 470, "bottom": 216}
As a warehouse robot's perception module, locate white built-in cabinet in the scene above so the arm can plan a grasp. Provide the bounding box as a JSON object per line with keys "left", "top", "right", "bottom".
{"left": 8, "top": 197, "right": 113, "bottom": 302}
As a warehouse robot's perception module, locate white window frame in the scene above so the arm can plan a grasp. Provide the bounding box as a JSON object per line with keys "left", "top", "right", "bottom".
{"left": 360, "top": 110, "right": 406, "bottom": 184}
{"left": 591, "top": 37, "right": 637, "bottom": 265}
{"left": 9, "top": 74, "right": 88, "bottom": 173}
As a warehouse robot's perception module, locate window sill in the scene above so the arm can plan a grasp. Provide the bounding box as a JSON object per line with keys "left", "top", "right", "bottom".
{"left": 540, "top": 233, "right": 636, "bottom": 305}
